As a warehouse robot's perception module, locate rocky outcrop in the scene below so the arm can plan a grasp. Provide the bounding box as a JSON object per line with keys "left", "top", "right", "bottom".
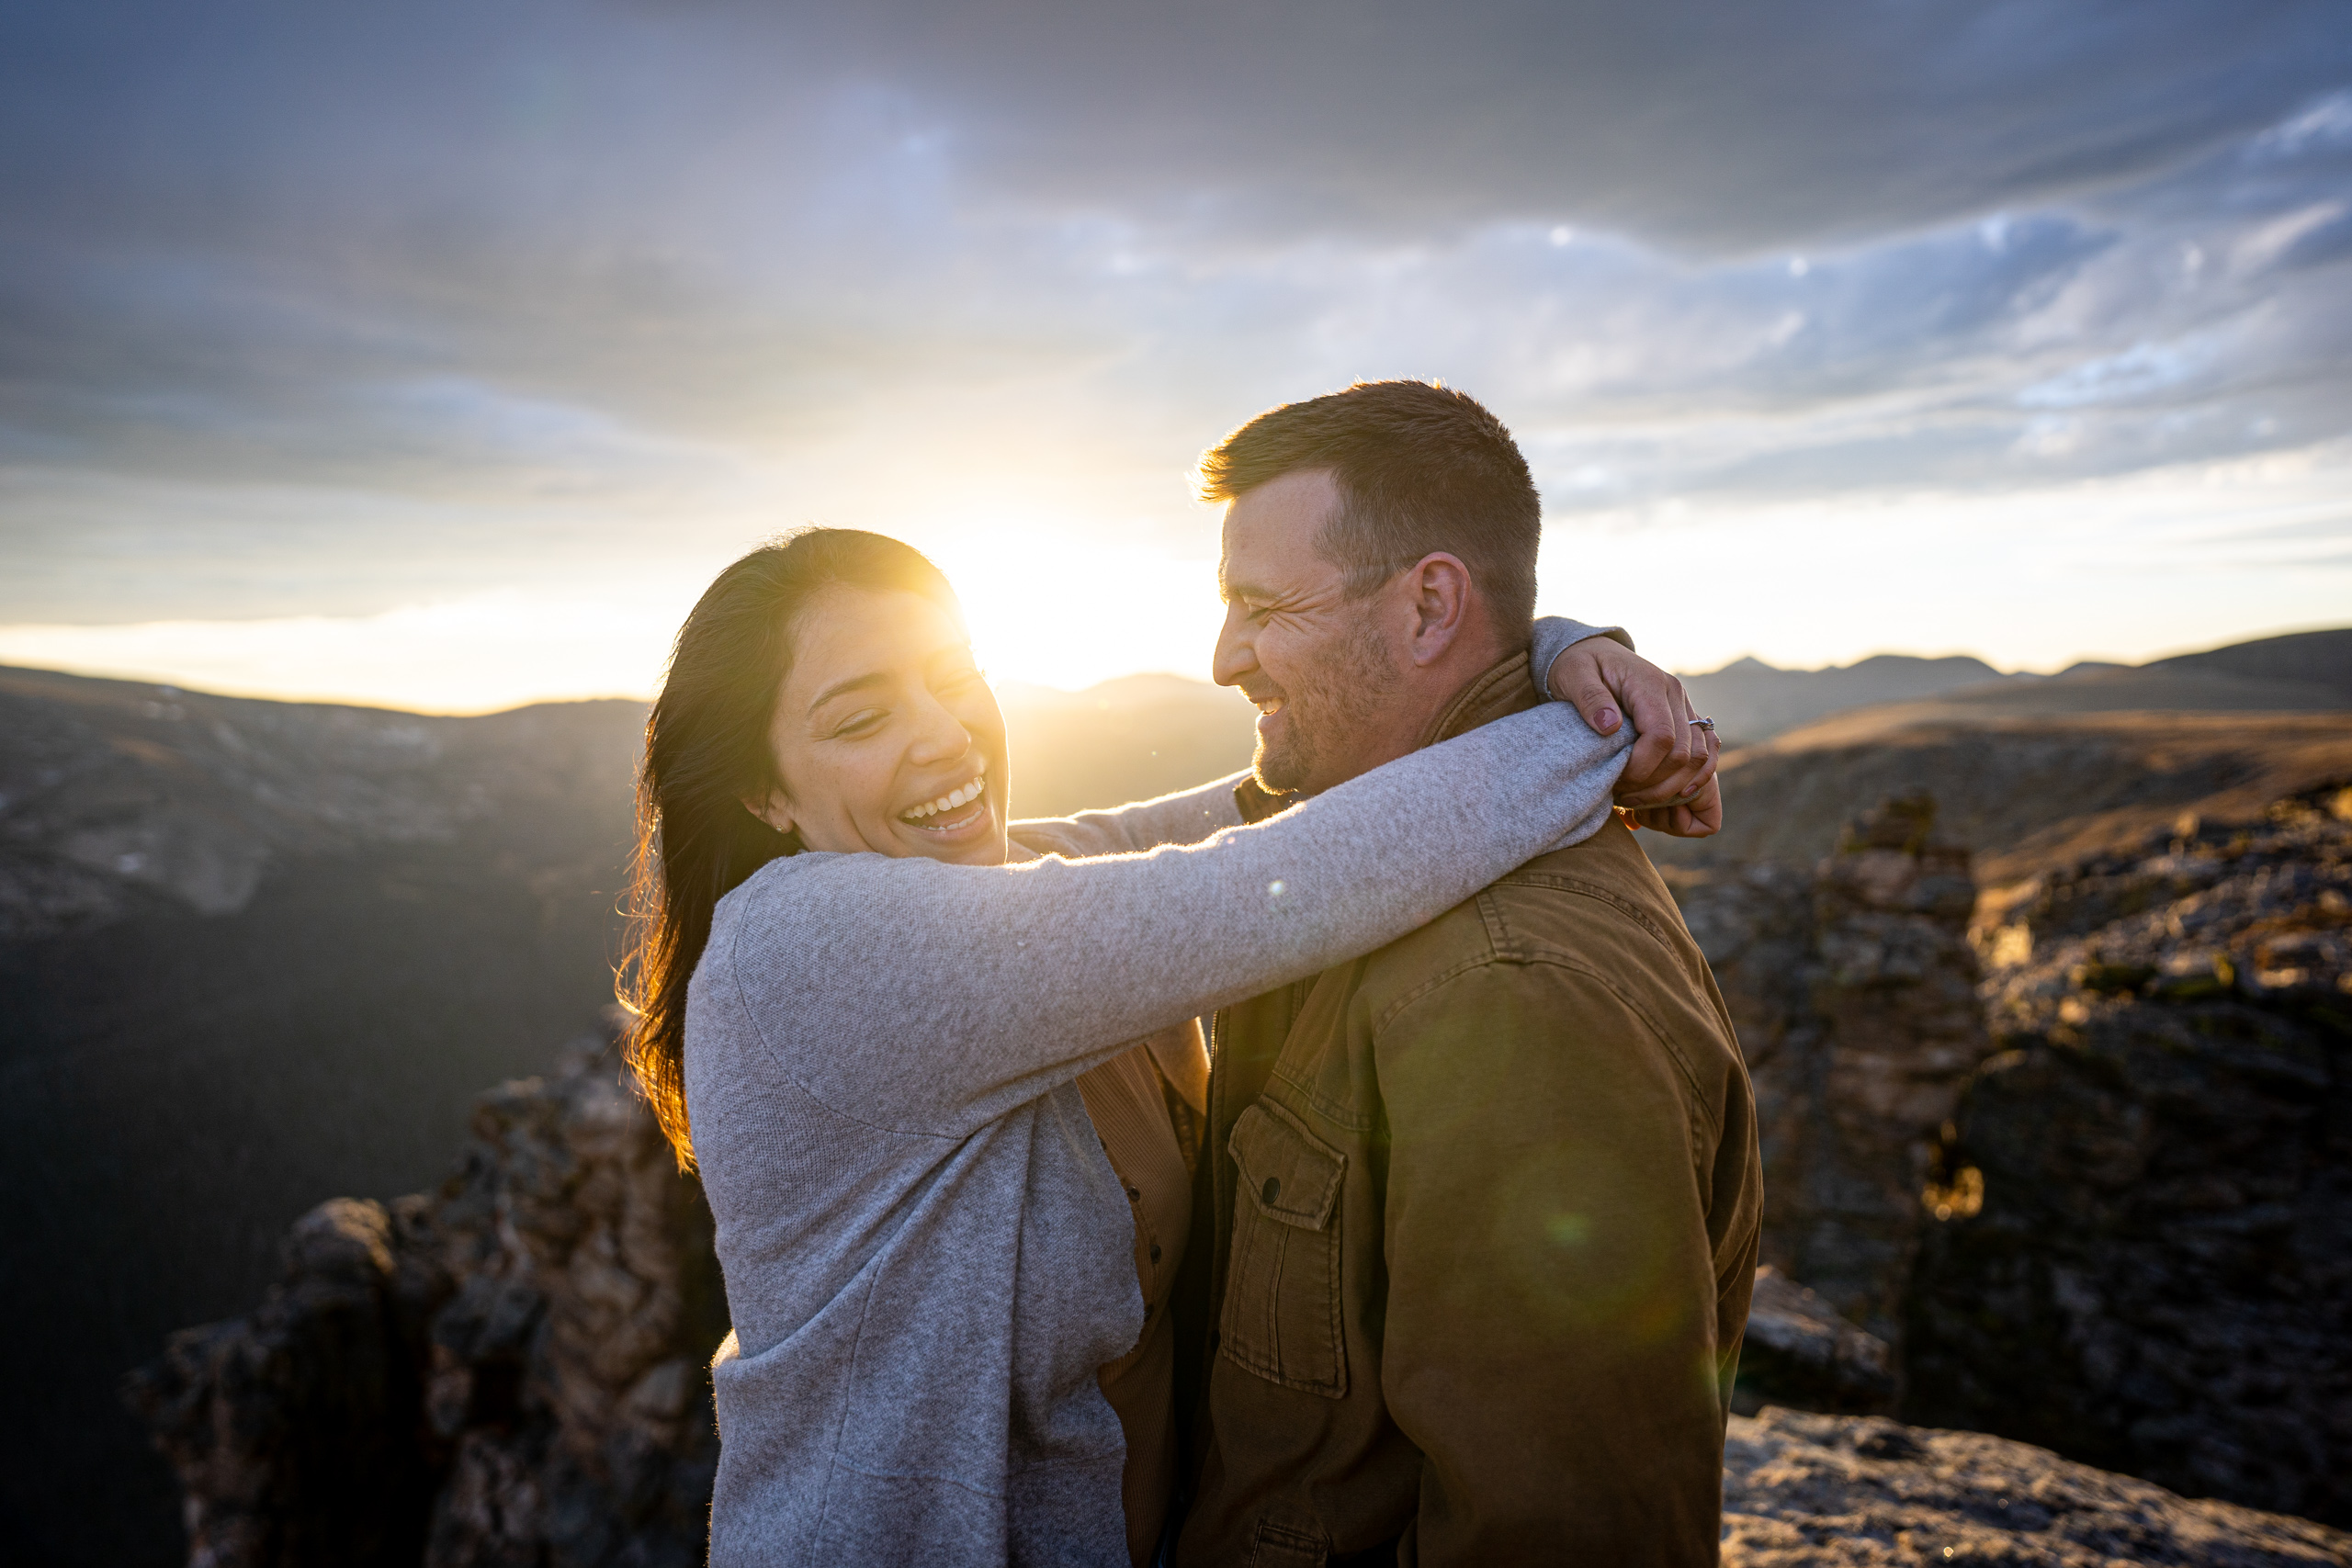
{"left": 1735, "top": 1267, "right": 1897, "bottom": 1416}
{"left": 1675, "top": 795, "right": 1997, "bottom": 1351}
{"left": 127, "top": 998, "right": 2352, "bottom": 1566}
{"left": 121, "top": 1197, "right": 442, "bottom": 1564}
{"left": 125, "top": 1031, "right": 727, "bottom": 1568}
{"left": 1905, "top": 781, "right": 2352, "bottom": 1527}
{"left": 1723, "top": 1407, "right": 2349, "bottom": 1565}
{"left": 1678, "top": 784, "right": 2352, "bottom": 1525}
{"left": 119, "top": 782, "right": 2352, "bottom": 1557}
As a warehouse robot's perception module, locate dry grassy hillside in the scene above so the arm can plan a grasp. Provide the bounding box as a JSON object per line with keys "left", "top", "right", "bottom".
{"left": 1652, "top": 709, "right": 2352, "bottom": 888}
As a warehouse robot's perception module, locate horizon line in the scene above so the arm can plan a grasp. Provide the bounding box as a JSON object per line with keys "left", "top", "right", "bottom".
{"left": 7, "top": 620, "right": 2344, "bottom": 720}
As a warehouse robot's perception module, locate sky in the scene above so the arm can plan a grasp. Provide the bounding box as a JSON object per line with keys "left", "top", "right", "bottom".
{"left": 2, "top": 0, "right": 2348, "bottom": 711}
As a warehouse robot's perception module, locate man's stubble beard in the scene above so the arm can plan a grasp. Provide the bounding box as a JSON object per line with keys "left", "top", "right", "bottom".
{"left": 1250, "top": 611, "right": 1400, "bottom": 797}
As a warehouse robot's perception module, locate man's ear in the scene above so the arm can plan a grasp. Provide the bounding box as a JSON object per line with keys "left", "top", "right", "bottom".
{"left": 741, "top": 786, "right": 796, "bottom": 835}
{"left": 1403, "top": 552, "right": 1472, "bottom": 666}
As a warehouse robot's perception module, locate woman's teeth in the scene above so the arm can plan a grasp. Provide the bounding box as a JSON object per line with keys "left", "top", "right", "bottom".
{"left": 901, "top": 762, "right": 989, "bottom": 823}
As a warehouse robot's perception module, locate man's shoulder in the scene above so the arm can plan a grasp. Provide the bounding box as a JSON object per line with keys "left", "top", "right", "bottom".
{"left": 1488, "top": 815, "right": 1695, "bottom": 958}
{"left": 1353, "top": 817, "right": 1703, "bottom": 1011}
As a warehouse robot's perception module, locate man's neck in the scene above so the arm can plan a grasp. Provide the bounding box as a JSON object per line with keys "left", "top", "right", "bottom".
{"left": 1367, "top": 629, "right": 1517, "bottom": 763}
{"left": 1408, "top": 645, "right": 1540, "bottom": 751}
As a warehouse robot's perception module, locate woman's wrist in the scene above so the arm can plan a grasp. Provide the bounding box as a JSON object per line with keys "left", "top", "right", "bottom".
{"left": 1531, "top": 616, "right": 1634, "bottom": 702}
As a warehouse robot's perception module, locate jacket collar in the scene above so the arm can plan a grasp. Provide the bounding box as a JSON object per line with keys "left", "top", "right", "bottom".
{"left": 1232, "top": 649, "right": 1537, "bottom": 825}
{"left": 1416, "top": 649, "right": 1538, "bottom": 749}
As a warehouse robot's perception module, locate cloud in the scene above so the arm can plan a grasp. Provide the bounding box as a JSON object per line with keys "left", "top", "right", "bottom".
{"left": 0, "top": 0, "right": 2346, "bottom": 682}
{"left": 842, "top": 0, "right": 2352, "bottom": 250}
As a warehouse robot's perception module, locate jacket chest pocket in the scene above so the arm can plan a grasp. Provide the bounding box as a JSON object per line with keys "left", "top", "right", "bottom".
{"left": 1220, "top": 1100, "right": 1349, "bottom": 1397}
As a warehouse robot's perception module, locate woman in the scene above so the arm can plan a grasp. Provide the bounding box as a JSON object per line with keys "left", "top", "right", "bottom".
{"left": 621, "top": 528, "right": 1682, "bottom": 1566}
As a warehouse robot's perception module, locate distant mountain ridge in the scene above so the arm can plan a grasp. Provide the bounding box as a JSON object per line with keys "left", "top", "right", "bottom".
{"left": 0, "top": 663, "right": 645, "bottom": 942}
{"left": 2149, "top": 627, "right": 2352, "bottom": 694}
{"left": 1679, "top": 627, "right": 2352, "bottom": 743}
{"left": 1678, "top": 654, "right": 2022, "bottom": 743}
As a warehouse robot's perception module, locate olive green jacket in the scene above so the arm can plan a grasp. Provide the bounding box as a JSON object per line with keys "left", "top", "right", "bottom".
{"left": 1173, "top": 653, "right": 1763, "bottom": 1568}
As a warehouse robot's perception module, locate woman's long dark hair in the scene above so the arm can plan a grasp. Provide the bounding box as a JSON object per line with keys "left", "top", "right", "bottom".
{"left": 618, "top": 528, "right": 963, "bottom": 1167}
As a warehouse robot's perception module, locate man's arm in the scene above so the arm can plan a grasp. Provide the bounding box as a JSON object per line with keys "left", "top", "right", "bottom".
{"left": 1375, "top": 959, "right": 1730, "bottom": 1567}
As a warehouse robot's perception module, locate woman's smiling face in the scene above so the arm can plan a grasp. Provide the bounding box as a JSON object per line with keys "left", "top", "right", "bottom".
{"left": 745, "top": 584, "right": 1010, "bottom": 866}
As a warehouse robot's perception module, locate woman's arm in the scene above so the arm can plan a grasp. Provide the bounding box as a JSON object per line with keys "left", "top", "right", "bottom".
{"left": 707, "top": 701, "right": 1631, "bottom": 1138}
{"left": 1537, "top": 621, "right": 1723, "bottom": 833}
{"left": 1010, "top": 773, "right": 1247, "bottom": 859}
{"left": 1532, "top": 616, "right": 1633, "bottom": 671}
{"left": 1009, "top": 618, "right": 1629, "bottom": 859}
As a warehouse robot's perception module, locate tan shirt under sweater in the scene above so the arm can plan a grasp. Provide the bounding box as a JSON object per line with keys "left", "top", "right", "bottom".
{"left": 1076, "top": 1024, "right": 1209, "bottom": 1566}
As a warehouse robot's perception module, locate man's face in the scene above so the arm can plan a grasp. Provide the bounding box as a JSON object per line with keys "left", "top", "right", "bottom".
{"left": 1213, "top": 469, "right": 1404, "bottom": 796}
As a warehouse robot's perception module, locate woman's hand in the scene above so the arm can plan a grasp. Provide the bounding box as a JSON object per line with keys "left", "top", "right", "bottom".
{"left": 1545, "top": 637, "right": 1723, "bottom": 839}
{"left": 1623, "top": 782, "right": 1723, "bottom": 837}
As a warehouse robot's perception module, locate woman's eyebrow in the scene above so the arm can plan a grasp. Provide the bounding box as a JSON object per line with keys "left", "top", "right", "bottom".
{"left": 807, "top": 671, "right": 888, "bottom": 714}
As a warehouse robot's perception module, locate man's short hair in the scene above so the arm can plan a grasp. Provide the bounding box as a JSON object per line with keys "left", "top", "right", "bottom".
{"left": 1198, "top": 380, "right": 1542, "bottom": 632}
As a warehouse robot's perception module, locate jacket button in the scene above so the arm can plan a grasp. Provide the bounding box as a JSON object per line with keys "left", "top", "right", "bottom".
{"left": 1149, "top": 1243, "right": 1162, "bottom": 1263}
{"left": 1126, "top": 1187, "right": 1140, "bottom": 1201}
{"left": 1261, "top": 1176, "right": 1282, "bottom": 1206}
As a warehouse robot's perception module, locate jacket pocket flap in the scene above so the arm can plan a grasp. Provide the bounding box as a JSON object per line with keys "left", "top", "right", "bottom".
{"left": 1228, "top": 1100, "right": 1345, "bottom": 1230}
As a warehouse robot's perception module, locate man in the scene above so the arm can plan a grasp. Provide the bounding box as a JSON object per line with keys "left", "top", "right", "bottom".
{"left": 1172, "top": 381, "right": 1762, "bottom": 1566}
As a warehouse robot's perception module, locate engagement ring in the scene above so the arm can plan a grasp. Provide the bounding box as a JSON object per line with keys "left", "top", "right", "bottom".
{"left": 1690, "top": 716, "right": 1716, "bottom": 731}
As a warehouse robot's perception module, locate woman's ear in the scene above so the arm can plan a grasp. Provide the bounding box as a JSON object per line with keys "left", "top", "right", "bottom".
{"left": 741, "top": 787, "right": 796, "bottom": 835}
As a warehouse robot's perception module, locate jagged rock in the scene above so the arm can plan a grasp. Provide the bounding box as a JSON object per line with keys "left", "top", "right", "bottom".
{"left": 122, "top": 1197, "right": 439, "bottom": 1565}
{"left": 126, "top": 1030, "right": 727, "bottom": 1568}
{"left": 1906, "top": 781, "right": 2352, "bottom": 1526}
{"left": 1736, "top": 1267, "right": 1896, "bottom": 1416}
{"left": 1675, "top": 783, "right": 2352, "bottom": 1525}
{"left": 1722, "top": 1407, "right": 2350, "bottom": 1565}
{"left": 1673, "top": 795, "right": 1998, "bottom": 1351}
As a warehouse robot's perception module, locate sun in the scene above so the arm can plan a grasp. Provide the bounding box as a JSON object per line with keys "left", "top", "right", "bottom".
{"left": 912, "top": 525, "right": 1227, "bottom": 694}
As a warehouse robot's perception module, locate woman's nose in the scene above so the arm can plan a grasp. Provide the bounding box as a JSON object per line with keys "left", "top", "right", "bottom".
{"left": 905, "top": 695, "right": 972, "bottom": 765}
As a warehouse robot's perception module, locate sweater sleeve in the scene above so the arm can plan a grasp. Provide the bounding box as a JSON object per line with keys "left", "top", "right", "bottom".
{"left": 1009, "top": 773, "right": 1248, "bottom": 859}
{"left": 711, "top": 703, "right": 1631, "bottom": 1138}
{"left": 1529, "top": 616, "right": 1634, "bottom": 701}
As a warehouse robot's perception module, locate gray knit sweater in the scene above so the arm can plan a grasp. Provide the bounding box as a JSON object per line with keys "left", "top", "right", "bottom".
{"left": 688, "top": 624, "right": 1627, "bottom": 1566}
